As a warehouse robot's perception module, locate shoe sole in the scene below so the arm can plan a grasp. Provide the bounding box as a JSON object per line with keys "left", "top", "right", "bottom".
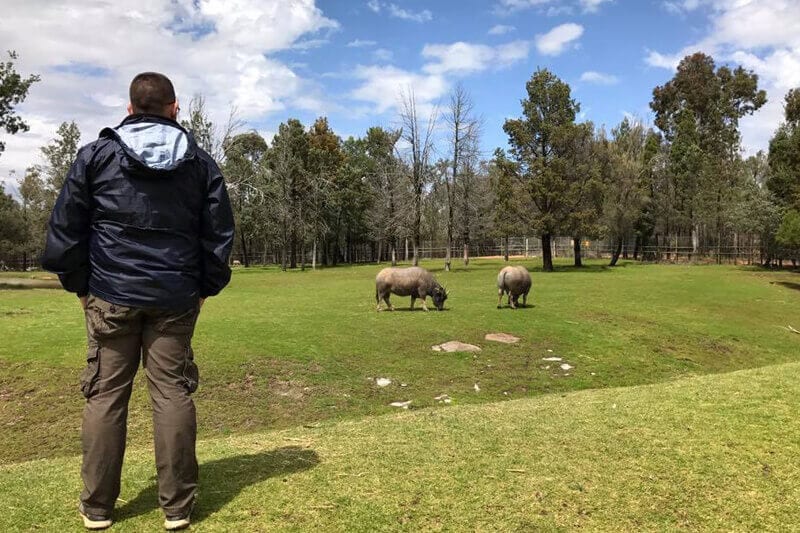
{"left": 79, "top": 511, "right": 112, "bottom": 530}
{"left": 164, "top": 517, "right": 191, "bottom": 530}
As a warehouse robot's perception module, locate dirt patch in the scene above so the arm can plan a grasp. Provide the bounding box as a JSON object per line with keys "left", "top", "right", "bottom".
{"left": 0, "top": 278, "right": 61, "bottom": 289}
{"left": 269, "top": 378, "right": 309, "bottom": 401}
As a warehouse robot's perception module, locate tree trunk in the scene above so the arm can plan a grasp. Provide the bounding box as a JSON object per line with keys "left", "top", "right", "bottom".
{"left": 445, "top": 237, "right": 452, "bottom": 271}
{"left": 541, "top": 233, "right": 553, "bottom": 272}
{"left": 503, "top": 235, "right": 509, "bottom": 262}
{"left": 312, "top": 239, "right": 317, "bottom": 270}
{"left": 463, "top": 242, "right": 469, "bottom": 267}
{"left": 376, "top": 239, "right": 383, "bottom": 264}
{"left": 610, "top": 237, "right": 623, "bottom": 266}
{"left": 633, "top": 234, "right": 640, "bottom": 261}
{"left": 573, "top": 236, "right": 582, "bottom": 267}
{"left": 240, "top": 232, "right": 249, "bottom": 267}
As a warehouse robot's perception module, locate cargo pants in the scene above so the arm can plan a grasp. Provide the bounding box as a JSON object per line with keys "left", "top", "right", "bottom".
{"left": 79, "top": 294, "right": 200, "bottom": 519}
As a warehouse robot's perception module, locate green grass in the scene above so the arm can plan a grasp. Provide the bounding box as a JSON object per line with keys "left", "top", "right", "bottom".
{"left": 1, "top": 361, "right": 799, "bottom": 531}
{"left": 0, "top": 259, "right": 799, "bottom": 464}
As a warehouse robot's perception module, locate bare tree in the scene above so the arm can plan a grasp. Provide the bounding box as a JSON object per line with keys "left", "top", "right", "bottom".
{"left": 442, "top": 84, "right": 481, "bottom": 269}
{"left": 399, "top": 89, "right": 437, "bottom": 266}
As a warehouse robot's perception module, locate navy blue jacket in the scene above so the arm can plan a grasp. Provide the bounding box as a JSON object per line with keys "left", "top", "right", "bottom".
{"left": 42, "top": 114, "right": 234, "bottom": 309}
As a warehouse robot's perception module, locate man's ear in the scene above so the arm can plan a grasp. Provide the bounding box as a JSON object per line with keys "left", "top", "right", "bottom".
{"left": 170, "top": 100, "right": 180, "bottom": 120}
{"left": 127, "top": 103, "right": 134, "bottom": 115}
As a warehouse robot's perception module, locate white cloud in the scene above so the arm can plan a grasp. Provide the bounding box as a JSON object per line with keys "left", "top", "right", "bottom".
{"left": 493, "top": 0, "right": 610, "bottom": 15}
{"left": 580, "top": 70, "right": 619, "bottom": 84}
{"left": 422, "top": 41, "right": 531, "bottom": 75}
{"left": 0, "top": 0, "right": 339, "bottom": 177}
{"left": 645, "top": 0, "right": 800, "bottom": 153}
{"left": 347, "top": 39, "right": 377, "bottom": 48}
{"left": 387, "top": 3, "right": 432, "bottom": 23}
{"left": 373, "top": 48, "right": 394, "bottom": 62}
{"left": 580, "top": 0, "right": 611, "bottom": 13}
{"left": 367, "top": 1, "right": 432, "bottom": 22}
{"left": 350, "top": 65, "right": 448, "bottom": 114}
{"left": 488, "top": 24, "right": 516, "bottom": 35}
{"left": 546, "top": 5, "right": 574, "bottom": 16}
{"left": 494, "top": 0, "right": 554, "bottom": 14}
{"left": 535, "top": 23, "right": 584, "bottom": 55}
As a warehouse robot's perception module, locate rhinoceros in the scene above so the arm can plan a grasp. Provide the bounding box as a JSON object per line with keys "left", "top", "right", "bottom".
{"left": 497, "top": 265, "right": 531, "bottom": 309}
{"left": 375, "top": 266, "right": 447, "bottom": 311}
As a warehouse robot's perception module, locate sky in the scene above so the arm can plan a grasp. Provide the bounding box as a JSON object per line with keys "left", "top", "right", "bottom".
{"left": 1, "top": 0, "right": 799, "bottom": 188}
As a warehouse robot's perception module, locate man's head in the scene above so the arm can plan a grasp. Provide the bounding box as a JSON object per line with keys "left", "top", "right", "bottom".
{"left": 127, "top": 72, "right": 179, "bottom": 120}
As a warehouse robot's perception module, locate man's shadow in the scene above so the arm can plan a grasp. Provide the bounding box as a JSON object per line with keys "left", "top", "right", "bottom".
{"left": 116, "top": 446, "right": 319, "bottom": 524}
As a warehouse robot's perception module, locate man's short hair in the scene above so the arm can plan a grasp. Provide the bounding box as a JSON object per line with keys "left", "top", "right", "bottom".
{"left": 129, "top": 72, "right": 176, "bottom": 115}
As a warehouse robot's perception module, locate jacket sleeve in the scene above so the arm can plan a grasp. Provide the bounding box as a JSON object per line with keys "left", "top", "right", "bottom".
{"left": 199, "top": 160, "right": 234, "bottom": 298}
{"left": 41, "top": 149, "right": 92, "bottom": 296}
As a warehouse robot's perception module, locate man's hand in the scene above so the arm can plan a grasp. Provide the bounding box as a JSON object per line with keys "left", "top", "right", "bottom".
{"left": 79, "top": 296, "right": 88, "bottom": 310}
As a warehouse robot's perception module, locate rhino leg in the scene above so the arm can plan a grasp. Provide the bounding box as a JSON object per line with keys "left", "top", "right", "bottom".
{"left": 497, "top": 289, "right": 504, "bottom": 309}
{"left": 509, "top": 293, "right": 516, "bottom": 309}
{"left": 410, "top": 295, "right": 416, "bottom": 310}
{"left": 420, "top": 296, "right": 429, "bottom": 312}
{"left": 522, "top": 291, "right": 529, "bottom": 307}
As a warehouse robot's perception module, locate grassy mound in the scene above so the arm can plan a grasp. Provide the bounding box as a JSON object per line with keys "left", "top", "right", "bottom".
{"left": 1, "top": 361, "right": 798, "bottom": 531}
{"left": 1, "top": 259, "right": 798, "bottom": 463}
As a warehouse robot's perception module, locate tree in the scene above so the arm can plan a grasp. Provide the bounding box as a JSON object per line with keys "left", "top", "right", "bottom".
{"left": 267, "top": 119, "right": 309, "bottom": 270}
{"left": 223, "top": 132, "right": 269, "bottom": 267}
{"left": 0, "top": 51, "right": 40, "bottom": 157}
{"left": 442, "top": 83, "right": 480, "bottom": 270}
{"left": 0, "top": 190, "right": 25, "bottom": 265}
{"left": 604, "top": 118, "right": 650, "bottom": 266}
{"left": 776, "top": 210, "right": 800, "bottom": 266}
{"left": 399, "top": 90, "right": 436, "bottom": 266}
{"left": 562, "top": 121, "right": 603, "bottom": 267}
{"left": 651, "top": 52, "right": 766, "bottom": 259}
{"left": 40, "top": 121, "right": 80, "bottom": 209}
{"left": 768, "top": 88, "right": 800, "bottom": 210}
{"left": 499, "top": 69, "right": 583, "bottom": 271}
{"left": 363, "top": 127, "right": 403, "bottom": 265}
{"left": 18, "top": 166, "right": 47, "bottom": 270}
{"left": 490, "top": 150, "right": 520, "bottom": 262}
{"left": 308, "top": 118, "right": 344, "bottom": 269}
{"left": 180, "top": 94, "right": 241, "bottom": 163}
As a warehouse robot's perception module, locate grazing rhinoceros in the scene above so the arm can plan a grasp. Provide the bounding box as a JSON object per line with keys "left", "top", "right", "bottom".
{"left": 375, "top": 266, "right": 447, "bottom": 311}
{"left": 497, "top": 265, "right": 531, "bottom": 309}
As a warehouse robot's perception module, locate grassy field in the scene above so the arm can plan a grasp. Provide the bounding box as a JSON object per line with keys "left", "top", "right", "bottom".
{"left": 0, "top": 259, "right": 799, "bottom": 465}
{"left": 1, "top": 360, "right": 799, "bottom": 531}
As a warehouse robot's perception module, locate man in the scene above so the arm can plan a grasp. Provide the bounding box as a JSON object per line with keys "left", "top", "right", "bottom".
{"left": 42, "top": 72, "right": 234, "bottom": 531}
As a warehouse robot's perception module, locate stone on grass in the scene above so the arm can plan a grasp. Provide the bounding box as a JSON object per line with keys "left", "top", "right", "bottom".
{"left": 473, "top": 383, "right": 481, "bottom": 392}
{"left": 434, "top": 394, "right": 452, "bottom": 404}
{"left": 390, "top": 400, "right": 412, "bottom": 409}
{"left": 376, "top": 378, "right": 391, "bottom": 387}
{"left": 484, "top": 333, "right": 520, "bottom": 344}
{"left": 542, "top": 357, "right": 562, "bottom": 362}
{"left": 560, "top": 363, "right": 573, "bottom": 371}
{"left": 432, "top": 341, "right": 482, "bottom": 353}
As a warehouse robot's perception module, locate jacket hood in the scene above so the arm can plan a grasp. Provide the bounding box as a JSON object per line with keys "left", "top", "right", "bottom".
{"left": 101, "top": 114, "right": 197, "bottom": 173}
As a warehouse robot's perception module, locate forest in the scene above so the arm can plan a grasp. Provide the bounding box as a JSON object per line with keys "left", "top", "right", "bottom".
{"left": 2, "top": 51, "right": 799, "bottom": 272}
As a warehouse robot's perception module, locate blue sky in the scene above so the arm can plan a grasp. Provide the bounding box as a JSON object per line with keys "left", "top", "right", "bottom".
{"left": 0, "top": 0, "right": 798, "bottom": 183}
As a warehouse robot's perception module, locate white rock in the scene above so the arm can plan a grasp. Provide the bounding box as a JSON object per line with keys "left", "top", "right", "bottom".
{"left": 547, "top": 349, "right": 553, "bottom": 353}
{"left": 390, "top": 401, "right": 412, "bottom": 409}
{"left": 560, "top": 363, "right": 573, "bottom": 371}
{"left": 473, "top": 383, "right": 481, "bottom": 392}
{"left": 376, "top": 378, "right": 391, "bottom": 387}
{"left": 432, "top": 341, "right": 482, "bottom": 353}
{"left": 400, "top": 383, "right": 408, "bottom": 387}
{"left": 542, "top": 357, "right": 562, "bottom": 362}
{"left": 484, "top": 333, "right": 520, "bottom": 344}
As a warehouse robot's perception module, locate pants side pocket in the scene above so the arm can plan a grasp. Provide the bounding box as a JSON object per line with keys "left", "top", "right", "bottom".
{"left": 182, "top": 347, "right": 199, "bottom": 394}
{"left": 80, "top": 346, "right": 101, "bottom": 399}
